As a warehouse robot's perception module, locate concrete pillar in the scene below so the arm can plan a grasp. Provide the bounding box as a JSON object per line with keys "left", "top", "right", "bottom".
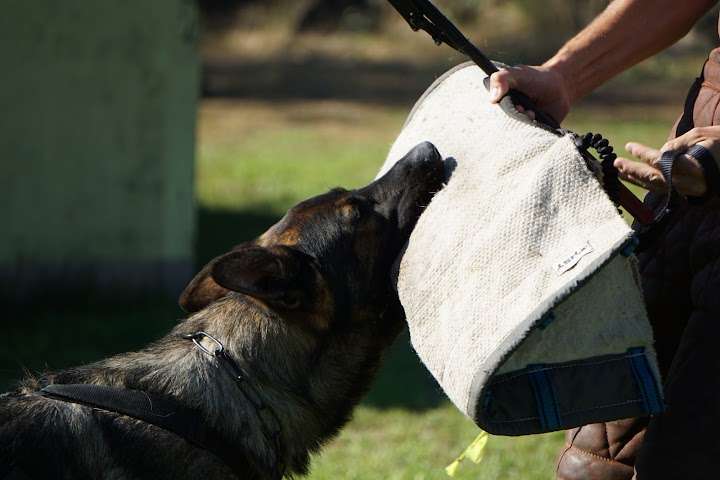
{"left": 0, "top": 0, "right": 199, "bottom": 300}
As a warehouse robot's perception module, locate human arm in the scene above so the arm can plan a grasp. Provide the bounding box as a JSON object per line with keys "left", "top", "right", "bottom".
{"left": 488, "top": 0, "right": 717, "bottom": 122}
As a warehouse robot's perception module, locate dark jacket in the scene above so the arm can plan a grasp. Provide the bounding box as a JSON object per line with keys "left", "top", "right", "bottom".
{"left": 557, "top": 50, "right": 720, "bottom": 480}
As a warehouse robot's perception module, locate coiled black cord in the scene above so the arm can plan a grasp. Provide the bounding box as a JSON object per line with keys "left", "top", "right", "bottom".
{"left": 576, "top": 132, "right": 621, "bottom": 207}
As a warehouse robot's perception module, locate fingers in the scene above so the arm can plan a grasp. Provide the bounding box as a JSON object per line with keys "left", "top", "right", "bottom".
{"left": 491, "top": 69, "right": 535, "bottom": 119}
{"left": 696, "top": 138, "right": 720, "bottom": 166}
{"left": 660, "top": 126, "right": 720, "bottom": 154}
{"left": 674, "top": 153, "right": 707, "bottom": 197}
{"left": 614, "top": 157, "right": 666, "bottom": 192}
{"left": 488, "top": 69, "right": 516, "bottom": 103}
{"left": 674, "top": 152, "right": 702, "bottom": 175}
{"left": 487, "top": 65, "right": 572, "bottom": 122}
{"left": 625, "top": 142, "right": 660, "bottom": 165}
{"left": 660, "top": 128, "right": 718, "bottom": 197}
{"left": 615, "top": 154, "right": 707, "bottom": 197}
{"left": 662, "top": 128, "right": 705, "bottom": 153}
{"left": 515, "top": 104, "right": 536, "bottom": 120}
{"left": 622, "top": 131, "right": 712, "bottom": 197}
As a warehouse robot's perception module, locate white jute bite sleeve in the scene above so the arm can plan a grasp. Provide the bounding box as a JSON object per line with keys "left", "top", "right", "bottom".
{"left": 378, "top": 63, "right": 663, "bottom": 435}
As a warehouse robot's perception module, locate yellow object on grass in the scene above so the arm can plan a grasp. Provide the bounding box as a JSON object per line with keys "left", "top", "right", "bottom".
{"left": 445, "top": 430, "right": 489, "bottom": 477}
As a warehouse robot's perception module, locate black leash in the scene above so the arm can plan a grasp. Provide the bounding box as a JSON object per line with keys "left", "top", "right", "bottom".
{"left": 575, "top": 132, "right": 621, "bottom": 208}
{"left": 385, "top": 0, "right": 660, "bottom": 226}
{"left": 388, "top": 0, "right": 720, "bottom": 230}
{"left": 387, "top": 0, "right": 559, "bottom": 130}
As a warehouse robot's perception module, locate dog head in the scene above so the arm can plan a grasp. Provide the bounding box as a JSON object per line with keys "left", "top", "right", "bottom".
{"left": 179, "top": 142, "right": 444, "bottom": 334}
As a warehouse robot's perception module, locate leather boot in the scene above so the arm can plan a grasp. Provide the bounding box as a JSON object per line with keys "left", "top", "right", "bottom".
{"left": 556, "top": 418, "right": 647, "bottom": 480}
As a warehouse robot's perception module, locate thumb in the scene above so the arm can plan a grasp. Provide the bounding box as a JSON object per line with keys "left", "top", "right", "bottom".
{"left": 488, "top": 69, "right": 517, "bottom": 103}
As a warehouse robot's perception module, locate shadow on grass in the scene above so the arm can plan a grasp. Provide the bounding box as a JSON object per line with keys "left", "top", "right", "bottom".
{"left": 202, "top": 52, "right": 694, "bottom": 119}
{"left": 203, "top": 55, "right": 453, "bottom": 105}
{"left": 1, "top": 205, "right": 444, "bottom": 410}
{"left": 363, "top": 330, "right": 445, "bottom": 410}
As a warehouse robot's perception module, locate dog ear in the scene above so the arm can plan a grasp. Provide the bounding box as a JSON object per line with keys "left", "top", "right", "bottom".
{"left": 210, "top": 245, "right": 309, "bottom": 310}
{"left": 178, "top": 262, "right": 230, "bottom": 313}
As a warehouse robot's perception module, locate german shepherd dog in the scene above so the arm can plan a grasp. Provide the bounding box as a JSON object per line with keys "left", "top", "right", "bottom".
{"left": 0, "top": 142, "right": 444, "bottom": 480}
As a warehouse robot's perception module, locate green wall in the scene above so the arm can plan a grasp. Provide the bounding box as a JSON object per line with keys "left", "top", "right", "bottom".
{"left": 0, "top": 1, "right": 199, "bottom": 297}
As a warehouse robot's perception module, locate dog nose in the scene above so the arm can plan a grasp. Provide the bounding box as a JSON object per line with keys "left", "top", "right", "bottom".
{"left": 403, "top": 141, "right": 442, "bottom": 167}
{"left": 364, "top": 141, "right": 444, "bottom": 204}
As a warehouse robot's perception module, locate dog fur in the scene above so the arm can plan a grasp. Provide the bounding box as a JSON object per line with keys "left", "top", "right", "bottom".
{"left": 0, "top": 142, "right": 444, "bottom": 480}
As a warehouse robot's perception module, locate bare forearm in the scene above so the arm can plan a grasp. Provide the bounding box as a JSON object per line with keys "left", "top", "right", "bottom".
{"left": 546, "top": 0, "right": 716, "bottom": 103}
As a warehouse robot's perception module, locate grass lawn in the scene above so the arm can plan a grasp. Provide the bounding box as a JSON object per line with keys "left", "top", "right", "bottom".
{"left": 1, "top": 93, "right": 678, "bottom": 479}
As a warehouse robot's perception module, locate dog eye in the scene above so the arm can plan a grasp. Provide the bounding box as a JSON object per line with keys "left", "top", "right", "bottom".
{"left": 339, "top": 203, "right": 361, "bottom": 220}
{"left": 337, "top": 195, "right": 369, "bottom": 222}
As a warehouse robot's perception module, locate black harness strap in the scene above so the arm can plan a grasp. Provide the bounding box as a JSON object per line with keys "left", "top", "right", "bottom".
{"left": 39, "top": 384, "right": 249, "bottom": 477}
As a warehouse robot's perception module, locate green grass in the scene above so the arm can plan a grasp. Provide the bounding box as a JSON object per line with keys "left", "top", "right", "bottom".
{"left": 2, "top": 96, "right": 679, "bottom": 479}
{"left": 309, "top": 405, "right": 565, "bottom": 480}
{"left": 198, "top": 127, "right": 387, "bottom": 212}
{"left": 196, "top": 100, "right": 407, "bottom": 213}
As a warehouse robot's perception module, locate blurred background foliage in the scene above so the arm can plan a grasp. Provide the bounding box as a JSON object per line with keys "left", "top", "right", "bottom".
{"left": 197, "top": 0, "right": 717, "bottom": 57}
{"left": 3, "top": 1, "right": 719, "bottom": 478}
{"left": 194, "top": 0, "right": 718, "bottom": 108}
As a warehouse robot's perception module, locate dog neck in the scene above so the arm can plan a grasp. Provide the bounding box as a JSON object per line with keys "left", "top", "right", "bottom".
{"left": 37, "top": 294, "right": 392, "bottom": 477}
{"left": 178, "top": 294, "right": 391, "bottom": 476}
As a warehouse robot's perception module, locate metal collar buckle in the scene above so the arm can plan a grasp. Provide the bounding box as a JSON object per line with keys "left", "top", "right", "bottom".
{"left": 183, "top": 331, "right": 224, "bottom": 357}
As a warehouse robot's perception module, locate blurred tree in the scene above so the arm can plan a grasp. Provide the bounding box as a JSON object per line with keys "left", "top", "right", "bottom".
{"left": 440, "top": 0, "right": 486, "bottom": 23}
{"left": 499, "top": 0, "right": 606, "bottom": 58}
{"left": 513, "top": 0, "right": 605, "bottom": 32}
{"left": 197, "top": 0, "right": 257, "bottom": 29}
{"left": 566, "top": 0, "right": 607, "bottom": 30}
{"left": 694, "top": 6, "right": 719, "bottom": 47}
{"left": 297, "top": 0, "right": 381, "bottom": 32}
